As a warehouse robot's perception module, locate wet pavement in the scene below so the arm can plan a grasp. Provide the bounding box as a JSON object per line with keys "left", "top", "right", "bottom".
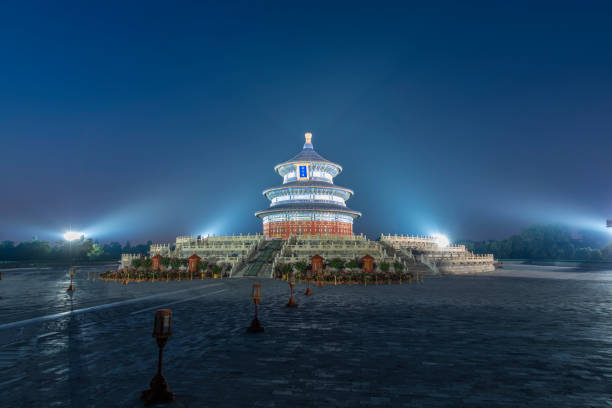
{"left": 0, "top": 265, "right": 611, "bottom": 407}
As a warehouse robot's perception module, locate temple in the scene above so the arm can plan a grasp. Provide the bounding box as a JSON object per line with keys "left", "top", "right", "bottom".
{"left": 255, "top": 133, "right": 361, "bottom": 238}
{"left": 120, "top": 132, "right": 497, "bottom": 276}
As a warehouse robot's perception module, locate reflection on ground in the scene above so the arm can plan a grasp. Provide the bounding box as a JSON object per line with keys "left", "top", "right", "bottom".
{"left": 0, "top": 265, "right": 611, "bottom": 407}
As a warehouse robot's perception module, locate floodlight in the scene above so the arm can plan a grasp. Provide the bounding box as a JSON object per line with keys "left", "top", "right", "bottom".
{"left": 64, "top": 231, "right": 84, "bottom": 241}
{"left": 433, "top": 233, "right": 450, "bottom": 248}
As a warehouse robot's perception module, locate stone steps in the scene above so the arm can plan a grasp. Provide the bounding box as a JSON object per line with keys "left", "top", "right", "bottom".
{"left": 237, "top": 240, "right": 283, "bottom": 278}
{"left": 379, "top": 241, "right": 435, "bottom": 275}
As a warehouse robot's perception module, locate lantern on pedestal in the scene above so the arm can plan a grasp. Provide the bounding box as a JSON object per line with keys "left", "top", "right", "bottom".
{"left": 312, "top": 254, "right": 324, "bottom": 289}
{"left": 67, "top": 267, "right": 76, "bottom": 292}
{"left": 247, "top": 284, "right": 264, "bottom": 333}
{"left": 311, "top": 254, "right": 323, "bottom": 273}
{"left": 285, "top": 275, "right": 298, "bottom": 308}
{"left": 361, "top": 254, "right": 374, "bottom": 273}
{"left": 188, "top": 253, "right": 201, "bottom": 274}
{"left": 142, "top": 309, "right": 175, "bottom": 403}
{"left": 151, "top": 254, "right": 162, "bottom": 271}
{"left": 304, "top": 266, "right": 313, "bottom": 296}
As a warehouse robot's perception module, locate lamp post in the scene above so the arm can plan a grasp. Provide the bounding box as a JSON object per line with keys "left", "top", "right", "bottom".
{"left": 64, "top": 230, "right": 84, "bottom": 292}
{"left": 304, "top": 270, "right": 313, "bottom": 296}
{"left": 285, "top": 276, "right": 298, "bottom": 308}
{"left": 142, "top": 309, "right": 175, "bottom": 403}
{"left": 67, "top": 267, "right": 76, "bottom": 292}
{"left": 247, "top": 284, "right": 264, "bottom": 333}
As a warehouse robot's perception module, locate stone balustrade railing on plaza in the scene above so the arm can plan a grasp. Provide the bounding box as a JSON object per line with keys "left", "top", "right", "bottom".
{"left": 121, "top": 252, "right": 245, "bottom": 270}
{"left": 287, "top": 233, "right": 370, "bottom": 242}
{"left": 380, "top": 233, "right": 496, "bottom": 274}
{"left": 281, "top": 243, "right": 384, "bottom": 255}
{"left": 436, "top": 254, "right": 496, "bottom": 273}
{"left": 150, "top": 244, "right": 171, "bottom": 256}
{"left": 120, "top": 253, "right": 145, "bottom": 269}
{"left": 129, "top": 232, "right": 497, "bottom": 276}
{"left": 149, "top": 233, "right": 264, "bottom": 262}
{"left": 178, "top": 247, "right": 253, "bottom": 255}
{"left": 380, "top": 233, "right": 439, "bottom": 242}
{"left": 175, "top": 233, "right": 264, "bottom": 245}
{"left": 271, "top": 233, "right": 399, "bottom": 274}
{"left": 281, "top": 237, "right": 384, "bottom": 256}
{"left": 123, "top": 234, "right": 265, "bottom": 270}
{"left": 437, "top": 254, "right": 494, "bottom": 265}
{"left": 273, "top": 254, "right": 399, "bottom": 266}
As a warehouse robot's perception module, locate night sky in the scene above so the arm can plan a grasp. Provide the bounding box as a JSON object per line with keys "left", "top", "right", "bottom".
{"left": 1, "top": 2, "right": 611, "bottom": 243}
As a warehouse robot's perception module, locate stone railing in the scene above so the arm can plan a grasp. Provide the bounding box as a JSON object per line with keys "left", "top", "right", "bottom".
{"left": 148, "top": 234, "right": 266, "bottom": 261}
{"left": 120, "top": 253, "right": 145, "bottom": 269}
{"left": 381, "top": 233, "right": 496, "bottom": 274}
{"left": 176, "top": 233, "right": 264, "bottom": 246}
{"left": 150, "top": 244, "right": 172, "bottom": 256}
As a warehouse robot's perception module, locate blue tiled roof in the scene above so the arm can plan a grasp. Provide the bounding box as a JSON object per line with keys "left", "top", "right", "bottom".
{"left": 275, "top": 145, "right": 342, "bottom": 171}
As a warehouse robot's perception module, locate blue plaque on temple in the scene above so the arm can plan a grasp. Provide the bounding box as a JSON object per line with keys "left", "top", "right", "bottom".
{"left": 299, "top": 165, "right": 307, "bottom": 178}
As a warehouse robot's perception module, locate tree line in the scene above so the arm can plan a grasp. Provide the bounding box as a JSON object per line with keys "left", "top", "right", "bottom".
{"left": 0, "top": 238, "right": 151, "bottom": 262}
{"left": 460, "top": 224, "right": 612, "bottom": 261}
{"left": 2, "top": 224, "right": 611, "bottom": 262}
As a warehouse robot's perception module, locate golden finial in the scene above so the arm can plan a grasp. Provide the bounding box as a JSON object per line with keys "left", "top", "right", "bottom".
{"left": 305, "top": 132, "right": 312, "bottom": 144}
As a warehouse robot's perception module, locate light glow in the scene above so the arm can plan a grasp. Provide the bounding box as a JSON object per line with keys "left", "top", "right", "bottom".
{"left": 433, "top": 233, "right": 450, "bottom": 248}
{"left": 63, "top": 231, "right": 84, "bottom": 241}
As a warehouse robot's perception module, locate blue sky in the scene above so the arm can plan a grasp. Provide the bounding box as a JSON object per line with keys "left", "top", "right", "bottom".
{"left": 1, "top": 1, "right": 611, "bottom": 243}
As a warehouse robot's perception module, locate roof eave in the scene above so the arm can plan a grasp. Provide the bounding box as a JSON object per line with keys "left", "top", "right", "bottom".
{"left": 262, "top": 185, "right": 355, "bottom": 196}
{"left": 255, "top": 208, "right": 361, "bottom": 219}
{"left": 274, "top": 161, "right": 343, "bottom": 174}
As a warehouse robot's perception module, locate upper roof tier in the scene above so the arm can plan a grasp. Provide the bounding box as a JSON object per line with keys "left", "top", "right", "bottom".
{"left": 274, "top": 133, "right": 343, "bottom": 180}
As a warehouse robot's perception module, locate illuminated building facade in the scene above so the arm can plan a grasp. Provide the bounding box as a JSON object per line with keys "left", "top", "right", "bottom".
{"left": 255, "top": 133, "right": 361, "bottom": 239}
{"left": 120, "top": 132, "right": 496, "bottom": 276}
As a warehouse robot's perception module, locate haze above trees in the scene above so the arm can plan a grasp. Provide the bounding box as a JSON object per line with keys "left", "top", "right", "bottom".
{"left": 462, "top": 225, "right": 612, "bottom": 261}
{"left": 0, "top": 238, "right": 150, "bottom": 262}
{"left": 1, "top": 225, "right": 611, "bottom": 263}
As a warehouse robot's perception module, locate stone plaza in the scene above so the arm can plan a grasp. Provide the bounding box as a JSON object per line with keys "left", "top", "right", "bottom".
{"left": 1, "top": 264, "right": 611, "bottom": 407}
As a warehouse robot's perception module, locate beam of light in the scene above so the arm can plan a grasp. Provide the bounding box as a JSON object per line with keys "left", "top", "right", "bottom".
{"left": 83, "top": 199, "right": 171, "bottom": 239}
{"left": 197, "top": 203, "right": 246, "bottom": 237}
{"left": 199, "top": 219, "right": 227, "bottom": 238}
{"left": 63, "top": 231, "right": 85, "bottom": 241}
{"left": 495, "top": 200, "right": 610, "bottom": 235}
{"left": 432, "top": 233, "right": 450, "bottom": 248}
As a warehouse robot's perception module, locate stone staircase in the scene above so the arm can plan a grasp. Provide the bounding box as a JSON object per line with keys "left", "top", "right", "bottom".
{"left": 379, "top": 241, "right": 435, "bottom": 275}
{"left": 237, "top": 240, "right": 283, "bottom": 278}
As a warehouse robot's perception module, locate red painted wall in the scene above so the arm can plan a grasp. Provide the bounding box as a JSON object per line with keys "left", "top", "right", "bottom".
{"left": 263, "top": 221, "right": 352, "bottom": 239}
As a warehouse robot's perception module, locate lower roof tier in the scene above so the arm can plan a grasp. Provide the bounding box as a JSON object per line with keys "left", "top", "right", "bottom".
{"left": 255, "top": 206, "right": 361, "bottom": 224}
{"left": 263, "top": 182, "right": 354, "bottom": 201}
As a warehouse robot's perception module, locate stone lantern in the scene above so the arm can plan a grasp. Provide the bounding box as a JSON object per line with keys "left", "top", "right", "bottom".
{"left": 188, "top": 253, "right": 201, "bottom": 273}
{"left": 151, "top": 254, "right": 162, "bottom": 271}
{"left": 361, "top": 254, "right": 374, "bottom": 273}
{"left": 311, "top": 254, "right": 323, "bottom": 273}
